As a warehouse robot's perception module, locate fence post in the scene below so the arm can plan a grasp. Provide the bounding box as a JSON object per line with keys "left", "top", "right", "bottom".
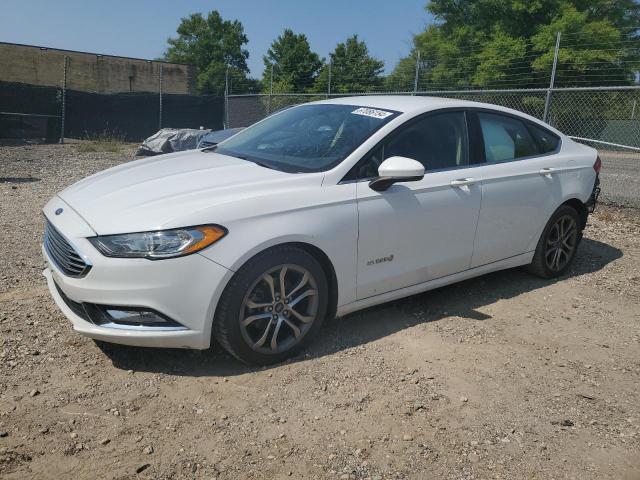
{"left": 267, "top": 64, "right": 274, "bottom": 114}
{"left": 224, "top": 67, "right": 229, "bottom": 129}
{"left": 413, "top": 51, "right": 421, "bottom": 95}
{"left": 158, "top": 64, "right": 163, "bottom": 130}
{"left": 59, "top": 55, "right": 68, "bottom": 144}
{"left": 543, "top": 32, "right": 561, "bottom": 123}
{"left": 327, "top": 61, "right": 332, "bottom": 98}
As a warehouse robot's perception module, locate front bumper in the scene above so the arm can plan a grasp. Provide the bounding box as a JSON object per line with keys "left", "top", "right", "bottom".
{"left": 42, "top": 198, "right": 233, "bottom": 349}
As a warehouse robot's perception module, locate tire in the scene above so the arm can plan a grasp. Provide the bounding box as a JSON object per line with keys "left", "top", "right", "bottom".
{"left": 526, "top": 205, "right": 582, "bottom": 279}
{"left": 212, "top": 245, "right": 329, "bottom": 365}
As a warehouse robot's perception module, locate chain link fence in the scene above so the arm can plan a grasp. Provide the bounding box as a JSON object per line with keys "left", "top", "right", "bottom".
{"left": 225, "top": 30, "right": 640, "bottom": 153}
{"left": 226, "top": 86, "right": 640, "bottom": 152}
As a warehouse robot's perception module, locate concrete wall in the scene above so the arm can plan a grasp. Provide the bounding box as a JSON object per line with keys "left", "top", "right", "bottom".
{"left": 0, "top": 42, "right": 195, "bottom": 94}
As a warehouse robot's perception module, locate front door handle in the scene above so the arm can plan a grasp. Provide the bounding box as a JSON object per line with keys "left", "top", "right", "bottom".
{"left": 539, "top": 167, "right": 555, "bottom": 176}
{"left": 450, "top": 178, "right": 476, "bottom": 187}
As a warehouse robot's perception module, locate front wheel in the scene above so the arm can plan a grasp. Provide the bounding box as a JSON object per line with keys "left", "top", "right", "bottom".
{"left": 526, "top": 205, "right": 581, "bottom": 278}
{"left": 212, "top": 246, "right": 328, "bottom": 365}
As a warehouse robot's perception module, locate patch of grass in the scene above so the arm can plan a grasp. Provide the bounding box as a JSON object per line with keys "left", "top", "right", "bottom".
{"left": 75, "top": 129, "right": 125, "bottom": 153}
{"left": 75, "top": 139, "right": 124, "bottom": 153}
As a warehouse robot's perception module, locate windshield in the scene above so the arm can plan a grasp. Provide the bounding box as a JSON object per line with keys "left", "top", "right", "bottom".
{"left": 214, "top": 104, "right": 399, "bottom": 173}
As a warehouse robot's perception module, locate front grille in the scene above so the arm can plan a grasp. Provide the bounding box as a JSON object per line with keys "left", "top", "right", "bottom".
{"left": 44, "top": 218, "right": 91, "bottom": 278}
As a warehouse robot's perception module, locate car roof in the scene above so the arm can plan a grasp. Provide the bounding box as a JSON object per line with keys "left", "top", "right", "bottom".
{"left": 312, "top": 95, "right": 562, "bottom": 134}
{"left": 314, "top": 95, "right": 465, "bottom": 113}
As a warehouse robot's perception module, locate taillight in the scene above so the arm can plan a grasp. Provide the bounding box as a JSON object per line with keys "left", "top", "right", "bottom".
{"left": 593, "top": 156, "right": 602, "bottom": 173}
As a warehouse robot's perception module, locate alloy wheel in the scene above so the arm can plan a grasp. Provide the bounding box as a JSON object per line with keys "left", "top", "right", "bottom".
{"left": 545, "top": 214, "right": 578, "bottom": 272}
{"left": 239, "top": 264, "right": 319, "bottom": 354}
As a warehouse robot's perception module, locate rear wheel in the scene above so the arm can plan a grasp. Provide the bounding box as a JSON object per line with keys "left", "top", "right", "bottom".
{"left": 527, "top": 205, "right": 581, "bottom": 278}
{"left": 212, "top": 246, "right": 328, "bottom": 365}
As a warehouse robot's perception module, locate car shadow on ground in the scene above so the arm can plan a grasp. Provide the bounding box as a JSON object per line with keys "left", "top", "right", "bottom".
{"left": 97, "top": 238, "right": 622, "bottom": 377}
{"left": 0, "top": 177, "right": 40, "bottom": 183}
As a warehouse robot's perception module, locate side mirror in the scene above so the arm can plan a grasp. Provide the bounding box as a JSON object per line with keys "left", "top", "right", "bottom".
{"left": 369, "top": 156, "right": 425, "bottom": 192}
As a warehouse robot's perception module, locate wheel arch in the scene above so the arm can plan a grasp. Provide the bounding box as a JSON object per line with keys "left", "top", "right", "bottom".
{"left": 562, "top": 198, "right": 589, "bottom": 230}
{"left": 215, "top": 240, "right": 339, "bottom": 325}
{"left": 287, "top": 242, "right": 339, "bottom": 322}
{"left": 526, "top": 197, "right": 589, "bottom": 253}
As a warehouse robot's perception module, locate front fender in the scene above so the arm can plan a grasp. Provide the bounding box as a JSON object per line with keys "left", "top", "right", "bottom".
{"left": 198, "top": 184, "right": 358, "bottom": 308}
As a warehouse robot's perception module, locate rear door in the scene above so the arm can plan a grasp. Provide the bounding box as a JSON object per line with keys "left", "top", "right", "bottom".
{"left": 469, "top": 110, "right": 564, "bottom": 267}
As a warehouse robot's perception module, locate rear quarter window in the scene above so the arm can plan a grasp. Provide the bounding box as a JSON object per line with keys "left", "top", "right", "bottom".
{"left": 528, "top": 123, "right": 561, "bottom": 153}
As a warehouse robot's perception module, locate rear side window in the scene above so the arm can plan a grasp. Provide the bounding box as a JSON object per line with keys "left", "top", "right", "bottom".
{"left": 478, "top": 112, "right": 539, "bottom": 163}
{"left": 529, "top": 123, "right": 560, "bottom": 153}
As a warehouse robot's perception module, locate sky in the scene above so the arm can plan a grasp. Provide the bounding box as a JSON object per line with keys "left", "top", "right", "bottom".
{"left": 0, "top": 0, "right": 433, "bottom": 76}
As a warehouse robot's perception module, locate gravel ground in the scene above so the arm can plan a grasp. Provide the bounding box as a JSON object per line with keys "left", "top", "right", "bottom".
{"left": 1, "top": 144, "right": 639, "bottom": 480}
{"left": 598, "top": 151, "right": 640, "bottom": 208}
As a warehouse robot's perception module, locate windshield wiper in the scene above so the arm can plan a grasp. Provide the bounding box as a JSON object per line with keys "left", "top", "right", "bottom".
{"left": 225, "top": 153, "right": 277, "bottom": 170}
{"left": 204, "top": 147, "right": 279, "bottom": 171}
{"left": 246, "top": 158, "right": 277, "bottom": 170}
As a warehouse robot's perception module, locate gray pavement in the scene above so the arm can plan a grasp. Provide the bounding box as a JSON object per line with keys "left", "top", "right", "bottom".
{"left": 598, "top": 151, "right": 640, "bottom": 208}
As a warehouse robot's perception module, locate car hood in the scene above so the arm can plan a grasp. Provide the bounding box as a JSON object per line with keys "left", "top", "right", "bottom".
{"left": 58, "top": 150, "right": 323, "bottom": 235}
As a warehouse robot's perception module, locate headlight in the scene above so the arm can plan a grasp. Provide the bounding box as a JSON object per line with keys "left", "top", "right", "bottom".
{"left": 88, "top": 225, "right": 227, "bottom": 259}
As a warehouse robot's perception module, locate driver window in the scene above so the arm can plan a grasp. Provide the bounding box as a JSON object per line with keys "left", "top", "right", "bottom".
{"left": 385, "top": 111, "right": 468, "bottom": 171}
{"left": 348, "top": 111, "right": 469, "bottom": 180}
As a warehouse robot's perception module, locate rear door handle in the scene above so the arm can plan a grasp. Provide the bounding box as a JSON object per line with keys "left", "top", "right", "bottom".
{"left": 539, "top": 167, "right": 555, "bottom": 176}
{"left": 450, "top": 178, "right": 476, "bottom": 187}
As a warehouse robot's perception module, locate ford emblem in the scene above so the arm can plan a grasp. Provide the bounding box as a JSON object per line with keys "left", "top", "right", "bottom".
{"left": 55, "top": 208, "right": 63, "bottom": 215}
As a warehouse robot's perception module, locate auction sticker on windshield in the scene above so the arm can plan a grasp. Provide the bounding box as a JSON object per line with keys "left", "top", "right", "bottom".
{"left": 351, "top": 107, "right": 394, "bottom": 119}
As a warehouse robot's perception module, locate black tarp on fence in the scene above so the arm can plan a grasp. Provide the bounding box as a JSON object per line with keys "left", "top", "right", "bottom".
{"left": 0, "top": 81, "right": 224, "bottom": 142}
{"left": 65, "top": 90, "right": 158, "bottom": 141}
{"left": 66, "top": 90, "right": 224, "bottom": 141}
{"left": 162, "top": 94, "right": 224, "bottom": 131}
{"left": 0, "top": 81, "right": 61, "bottom": 141}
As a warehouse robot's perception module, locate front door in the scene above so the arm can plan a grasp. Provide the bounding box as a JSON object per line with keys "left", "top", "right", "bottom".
{"left": 352, "top": 110, "right": 482, "bottom": 299}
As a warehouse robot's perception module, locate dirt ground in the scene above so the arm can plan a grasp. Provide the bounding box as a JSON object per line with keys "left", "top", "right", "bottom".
{"left": 1, "top": 143, "right": 639, "bottom": 480}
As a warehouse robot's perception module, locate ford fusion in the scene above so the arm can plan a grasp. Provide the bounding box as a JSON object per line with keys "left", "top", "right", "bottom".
{"left": 43, "top": 96, "right": 601, "bottom": 365}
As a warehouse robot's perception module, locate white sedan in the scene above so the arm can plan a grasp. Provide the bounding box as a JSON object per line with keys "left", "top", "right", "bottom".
{"left": 43, "top": 96, "right": 601, "bottom": 365}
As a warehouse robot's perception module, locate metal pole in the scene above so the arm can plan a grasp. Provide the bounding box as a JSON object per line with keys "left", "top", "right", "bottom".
{"left": 632, "top": 99, "right": 637, "bottom": 120}
{"left": 59, "top": 56, "right": 68, "bottom": 144}
{"left": 543, "top": 32, "right": 561, "bottom": 123}
{"left": 224, "top": 66, "right": 229, "bottom": 129}
{"left": 327, "top": 61, "right": 332, "bottom": 98}
{"left": 268, "top": 64, "right": 274, "bottom": 114}
{"left": 158, "top": 64, "right": 163, "bottom": 130}
{"left": 413, "top": 51, "right": 421, "bottom": 95}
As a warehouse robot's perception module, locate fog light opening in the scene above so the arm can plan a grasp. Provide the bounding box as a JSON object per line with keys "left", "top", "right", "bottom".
{"left": 97, "top": 306, "right": 187, "bottom": 330}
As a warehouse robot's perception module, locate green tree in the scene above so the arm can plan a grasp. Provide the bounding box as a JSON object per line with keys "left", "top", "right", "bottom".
{"left": 227, "top": 72, "right": 263, "bottom": 94}
{"left": 263, "top": 29, "right": 323, "bottom": 93}
{"left": 386, "top": 0, "right": 640, "bottom": 90}
{"left": 531, "top": 4, "right": 638, "bottom": 86}
{"left": 165, "top": 11, "right": 251, "bottom": 95}
{"left": 314, "top": 35, "right": 385, "bottom": 93}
